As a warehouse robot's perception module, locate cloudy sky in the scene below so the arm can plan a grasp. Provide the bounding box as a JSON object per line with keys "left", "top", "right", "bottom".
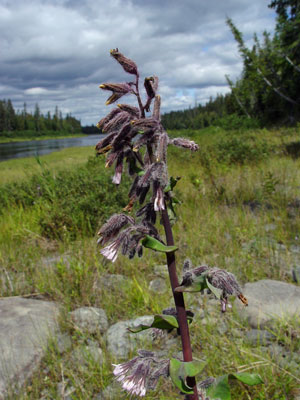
{"left": 0, "top": 0, "right": 276, "bottom": 126}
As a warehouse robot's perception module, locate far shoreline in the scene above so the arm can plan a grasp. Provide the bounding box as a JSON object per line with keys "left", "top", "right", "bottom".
{"left": 0, "top": 133, "right": 99, "bottom": 144}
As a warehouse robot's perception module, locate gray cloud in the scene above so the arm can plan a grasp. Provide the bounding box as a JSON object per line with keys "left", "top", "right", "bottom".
{"left": 0, "top": 0, "right": 275, "bottom": 125}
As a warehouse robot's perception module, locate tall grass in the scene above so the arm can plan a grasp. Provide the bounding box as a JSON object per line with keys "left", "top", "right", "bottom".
{"left": 0, "top": 127, "right": 299, "bottom": 399}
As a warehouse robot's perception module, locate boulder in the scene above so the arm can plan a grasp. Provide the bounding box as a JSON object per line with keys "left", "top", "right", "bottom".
{"left": 235, "top": 279, "right": 300, "bottom": 328}
{"left": 148, "top": 278, "right": 167, "bottom": 294}
{"left": 0, "top": 297, "right": 59, "bottom": 397}
{"left": 70, "top": 307, "right": 108, "bottom": 335}
{"left": 106, "top": 316, "right": 154, "bottom": 360}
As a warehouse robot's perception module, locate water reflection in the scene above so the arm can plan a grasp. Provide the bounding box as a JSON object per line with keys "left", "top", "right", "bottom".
{"left": 0, "top": 135, "right": 103, "bottom": 162}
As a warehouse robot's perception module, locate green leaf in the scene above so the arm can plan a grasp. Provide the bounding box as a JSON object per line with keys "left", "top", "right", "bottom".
{"left": 141, "top": 235, "right": 178, "bottom": 253}
{"left": 170, "top": 358, "right": 207, "bottom": 394}
{"left": 207, "top": 376, "right": 231, "bottom": 400}
{"left": 206, "top": 373, "right": 263, "bottom": 400}
{"left": 206, "top": 278, "right": 223, "bottom": 300}
{"left": 167, "top": 203, "right": 177, "bottom": 226}
{"left": 175, "top": 274, "right": 207, "bottom": 293}
{"left": 229, "top": 372, "right": 263, "bottom": 386}
{"left": 128, "top": 314, "right": 179, "bottom": 333}
{"left": 164, "top": 176, "right": 181, "bottom": 192}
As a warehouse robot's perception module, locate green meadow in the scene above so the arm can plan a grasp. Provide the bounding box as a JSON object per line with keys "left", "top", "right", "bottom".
{"left": 0, "top": 127, "right": 299, "bottom": 399}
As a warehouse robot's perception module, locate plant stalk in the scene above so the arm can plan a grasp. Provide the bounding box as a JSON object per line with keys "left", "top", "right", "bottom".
{"left": 161, "top": 208, "right": 199, "bottom": 400}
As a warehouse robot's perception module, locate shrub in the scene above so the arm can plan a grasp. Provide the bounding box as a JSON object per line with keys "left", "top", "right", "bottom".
{"left": 0, "top": 156, "right": 129, "bottom": 239}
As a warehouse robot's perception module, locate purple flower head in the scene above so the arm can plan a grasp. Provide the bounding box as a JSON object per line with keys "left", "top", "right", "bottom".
{"left": 112, "top": 153, "right": 124, "bottom": 185}
{"left": 112, "top": 350, "right": 169, "bottom": 397}
{"left": 136, "top": 202, "right": 156, "bottom": 225}
{"left": 171, "top": 137, "right": 199, "bottom": 152}
{"left": 117, "top": 103, "right": 140, "bottom": 117}
{"left": 96, "top": 108, "right": 121, "bottom": 131}
{"left": 110, "top": 48, "right": 138, "bottom": 75}
{"left": 97, "top": 213, "right": 134, "bottom": 245}
{"left": 152, "top": 95, "right": 161, "bottom": 121}
{"left": 131, "top": 117, "right": 159, "bottom": 131}
{"left": 139, "top": 162, "right": 168, "bottom": 188}
{"left": 144, "top": 76, "right": 158, "bottom": 99}
{"left": 183, "top": 258, "right": 193, "bottom": 273}
{"left": 156, "top": 130, "right": 169, "bottom": 163}
{"left": 153, "top": 185, "right": 165, "bottom": 211}
{"left": 99, "top": 83, "right": 134, "bottom": 105}
{"left": 99, "top": 223, "right": 159, "bottom": 263}
{"left": 207, "top": 267, "right": 248, "bottom": 311}
{"left": 102, "top": 111, "right": 130, "bottom": 133}
{"left": 144, "top": 76, "right": 159, "bottom": 112}
{"left": 175, "top": 265, "right": 209, "bottom": 292}
{"left": 132, "top": 129, "right": 159, "bottom": 152}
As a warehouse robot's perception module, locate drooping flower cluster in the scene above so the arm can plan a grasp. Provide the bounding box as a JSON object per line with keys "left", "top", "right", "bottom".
{"left": 176, "top": 260, "right": 248, "bottom": 312}
{"left": 98, "top": 213, "right": 160, "bottom": 262}
{"left": 112, "top": 350, "right": 170, "bottom": 397}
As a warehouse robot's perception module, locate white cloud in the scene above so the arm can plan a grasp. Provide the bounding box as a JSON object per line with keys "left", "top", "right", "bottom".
{"left": 0, "top": 0, "right": 276, "bottom": 125}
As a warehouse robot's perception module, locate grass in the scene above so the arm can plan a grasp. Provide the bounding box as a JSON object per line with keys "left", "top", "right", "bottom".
{"left": 0, "top": 127, "right": 299, "bottom": 399}
{"left": 0, "top": 146, "right": 95, "bottom": 184}
{"left": 0, "top": 131, "right": 86, "bottom": 143}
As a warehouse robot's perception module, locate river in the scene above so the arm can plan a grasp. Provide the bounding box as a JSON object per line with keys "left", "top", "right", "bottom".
{"left": 0, "top": 135, "right": 104, "bottom": 162}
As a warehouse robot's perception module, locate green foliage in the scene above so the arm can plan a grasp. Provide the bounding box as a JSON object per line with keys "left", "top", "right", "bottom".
{"left": 141, "top": 235, "right": 178, "bottom": 253}
{"left": 212, "top": 114, "right": 261, "bottom": 130}
{"left": 207, "top": 373, "right": 263, "bottom": 400}
{"left": 129, "top": 314, "right": 179, "bottom": 333}
{"left": 0, "top": 156, "right": 129, "bottom": 240}
{"left": 162, "top": 2, "right": 300, "bottom": 131}
{"left": 169, "top": 358, "right": 207, "bottom": 394}
{"left": 226, "top": 0, "right": 300, "bottom": 126}
{"left": 0, "top": 129, "right": 299, "bottom": 399}
{"left": 262, "top": 171, "right": 280, "bottom": 198}
{"left": 215, "top": 133, "right": 271, "bottom": 165}
{"left": 0, "top": 99, "right": 81, "bottom": 135}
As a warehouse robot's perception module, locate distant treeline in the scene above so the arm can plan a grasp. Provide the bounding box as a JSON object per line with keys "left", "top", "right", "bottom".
{"left": 161, "top": 94, "right": 258, "bottom": 131}
{"left": 0, "top": 100, "right": 82, "bottom": 135}
{"left": 163, "top": 0, "right": 300, "bottom": 130}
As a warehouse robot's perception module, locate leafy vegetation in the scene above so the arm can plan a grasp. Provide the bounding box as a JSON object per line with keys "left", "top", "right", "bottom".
{"left": 0, "top": 156, "right": 129, "bottom": 240}
{"left": 0, "top": 100, "right": 81, "bottom": 137}
{"left": 162, "top": 0, "right": 300, "bottom": 130}
{"left": 0, "top": 125, "right": 299, "bottom": 398}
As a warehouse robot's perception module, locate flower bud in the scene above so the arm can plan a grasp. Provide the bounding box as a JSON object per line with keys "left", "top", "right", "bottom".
{"left": 110, "top": 48, "right": 138, "bottom": 75}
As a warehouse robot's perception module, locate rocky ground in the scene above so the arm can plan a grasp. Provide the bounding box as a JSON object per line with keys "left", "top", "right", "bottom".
{"left": 1, "top": 255, "right": 300, "bottom": 399}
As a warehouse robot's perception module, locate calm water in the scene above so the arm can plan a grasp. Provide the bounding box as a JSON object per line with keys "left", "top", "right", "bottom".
{"left": 0, "top": 135, "right": 104, "bottom": 162}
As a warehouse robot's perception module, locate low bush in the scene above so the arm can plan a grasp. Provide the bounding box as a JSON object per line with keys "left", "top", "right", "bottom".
{"left": 0, "top": 156, "right": 130, "bottom": 239}
{"left": 213, "top": 113, "right": 261, "bottom": 131}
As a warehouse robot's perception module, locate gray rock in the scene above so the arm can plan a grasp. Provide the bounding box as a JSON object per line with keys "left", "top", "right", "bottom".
{"left": 148, "top": 278, "right": 167, "bottom": 294}
{"left": 264, "top": 223, "right": 277, "bottom": 232}
{"left": 56, "top": 380, "right": 75, "bottom": 399}
{"left": 235, "top": 279, "right": 300, "bottom": 328}
{"left": 41, "top": 254, "right": 70, "bottom": 269}
{"left": 245, "top": 329, "right": 276, "bottom": 346}
{"left": 292, "top": 266, "right": 300, "bottom": 283}
{"left": 71, "top": 341, "right": 103, "bottom": 366}
{"left": 0, "top": 297, "right": 59, "bottom": 397}
{"left": 94, "top": 381, "right": 124, "bottom": 399}
{"left": 153, "top": 264, "right": 169, "bottom": 278}
{"left": 106, "top": 316, "right": 154, "bottom": 360}
{"left": 290, "top": 245, "right": 300, "bottom": 254}
{"left": 70, "top": 307, "right": 108, "bottom": 335}
{"left": 93, "top": 274, "right": 130, "bottom": 292}
{"left": 56, "top": 333, "right": 72, "bottom": 354}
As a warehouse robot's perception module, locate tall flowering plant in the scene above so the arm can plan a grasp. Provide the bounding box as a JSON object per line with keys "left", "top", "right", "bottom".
{"left": 96, "top": 49, "right": 262, "bottom": 399}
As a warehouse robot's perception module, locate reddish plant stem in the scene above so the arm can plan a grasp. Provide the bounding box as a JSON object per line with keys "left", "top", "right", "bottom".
{"left": 135, "top": 73, "right": 145, "bottom": 118}
{"left": 161, "top": 208, "right": 199, "bottom": 400}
